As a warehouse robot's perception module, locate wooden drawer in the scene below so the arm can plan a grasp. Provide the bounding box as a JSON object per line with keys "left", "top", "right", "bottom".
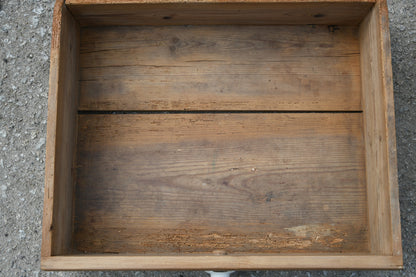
{"left": 41, "top": 0, "right": 402, "bottom": 270}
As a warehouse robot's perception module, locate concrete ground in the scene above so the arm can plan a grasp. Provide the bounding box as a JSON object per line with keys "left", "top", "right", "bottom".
{"left": 0, "top": 0, "right": 414, "bottom": 276}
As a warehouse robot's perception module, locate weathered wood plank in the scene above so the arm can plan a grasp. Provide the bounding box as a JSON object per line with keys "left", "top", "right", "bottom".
{"left": 79, "top": 25, "right": 362, "bottom": 111}
{"left": 359, "top": 0, "right": 401, "bottom": 258}
{"left": 65, "top": 1, "right": 374, "bottom": 26}
{"left": 41, "top": 255, "right": 403, "bottom": 271}
{"left": 41, "top": 0, "right": 80, "bottom": 257}
{"left": 378, "top": 0, "right": 402, "bottom": 259}
{"left": 73, "top": 113, "right": 368, "bottom": 254}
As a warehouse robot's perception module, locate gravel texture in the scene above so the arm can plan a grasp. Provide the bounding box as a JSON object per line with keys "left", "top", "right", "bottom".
{"left": 0, "top": 0, "right": 414, "bottom": 276}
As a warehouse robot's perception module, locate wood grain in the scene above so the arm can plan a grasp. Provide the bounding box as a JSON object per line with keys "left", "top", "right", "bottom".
{"left": 65, "top": 1, "right": 374, "bottom": 26}
{"left": 359, "top": 0, "right": 401, "bottom": 259}
{"left": 377, "top": 0, "right": 402, "bottom": 259}
{"left": 79, "top": 25, "right": 362, "bottom": 111}
{"left": 41, "top": 255, "right": 403, "bottom": 271}
{"left": 41, "top": 0, "right": 79, "bottom": 257}
{"left": 73, "top": 113, "right": 368, "bottom": 254}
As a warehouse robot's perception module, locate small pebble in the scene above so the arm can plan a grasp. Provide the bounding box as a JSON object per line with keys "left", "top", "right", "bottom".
{"left": 35, "top": 138, "right": 45, "bottom": 150}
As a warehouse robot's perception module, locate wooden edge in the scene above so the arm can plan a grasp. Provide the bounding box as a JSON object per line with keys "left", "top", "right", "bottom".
{"left": 377, "top": 0, "right": 402, "bottom": 258}
{"left": 41, "top": 255, "right": 403, "bottom": 271}
{"left": 41, "top": 0, "right": 65, "bottom": 259}
{"left": 66, "top": 0, "right": 377, "bottom": 5}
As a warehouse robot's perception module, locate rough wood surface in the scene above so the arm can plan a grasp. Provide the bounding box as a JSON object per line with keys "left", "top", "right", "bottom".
{"left": 359, "top": 0, "right": 401, "bottom": 259}
{"left": 378, "top": 0, "right": 402, "bottom": 259}
{"left": 79, "top": 25, "right": 361, "bottom": 111}
{"left": 41, "top": 255, "right": 403, "bottom": 271}
{"left": 73, "top": 113, "right": 368, "bottom": 254}
{"left": 41, "top": 0, "right": 79, "bottom": 257}
{"left": 66, "top": 2, "right": 374, "bottom": 26}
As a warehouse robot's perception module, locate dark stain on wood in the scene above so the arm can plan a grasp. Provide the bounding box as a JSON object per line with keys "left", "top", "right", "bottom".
{"left": 78, "top": 25, "right": 362, "bottom": 111}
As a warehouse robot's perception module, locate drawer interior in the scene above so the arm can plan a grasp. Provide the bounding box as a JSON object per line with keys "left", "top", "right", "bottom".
{"left": 44, "top": 1, "right": 400, "bottom": 263}
{"left": 72, "top": 23, "right": 368, "bottom": 255}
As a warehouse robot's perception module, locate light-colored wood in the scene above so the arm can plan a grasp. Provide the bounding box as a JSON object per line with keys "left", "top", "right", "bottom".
{"left": 73, "top": 113, "right": 368, "bottom": 254}
{"left": 66, "top": 1, "right": 374, "bottom": 26}
{"left": 360, "top": 3, "right": 388, "bottom": 255}
{"left": 41, "top": 0, "right": 80, "bottom": 257}
{"left": 359, "top": 0, "right": 401, "bottom": 260}
{"left": 377, "top": 0, "right": 402, "bottom": 258}
{"left": 41, "top": 255, "right": 403, "bottom": 271}
{"left": 79, "top": 25, "right": 361, "bottom": 111}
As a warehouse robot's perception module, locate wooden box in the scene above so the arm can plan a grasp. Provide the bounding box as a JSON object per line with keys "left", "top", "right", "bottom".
{"left": 41, "top": 0, "right": 402, "bottom": 270}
